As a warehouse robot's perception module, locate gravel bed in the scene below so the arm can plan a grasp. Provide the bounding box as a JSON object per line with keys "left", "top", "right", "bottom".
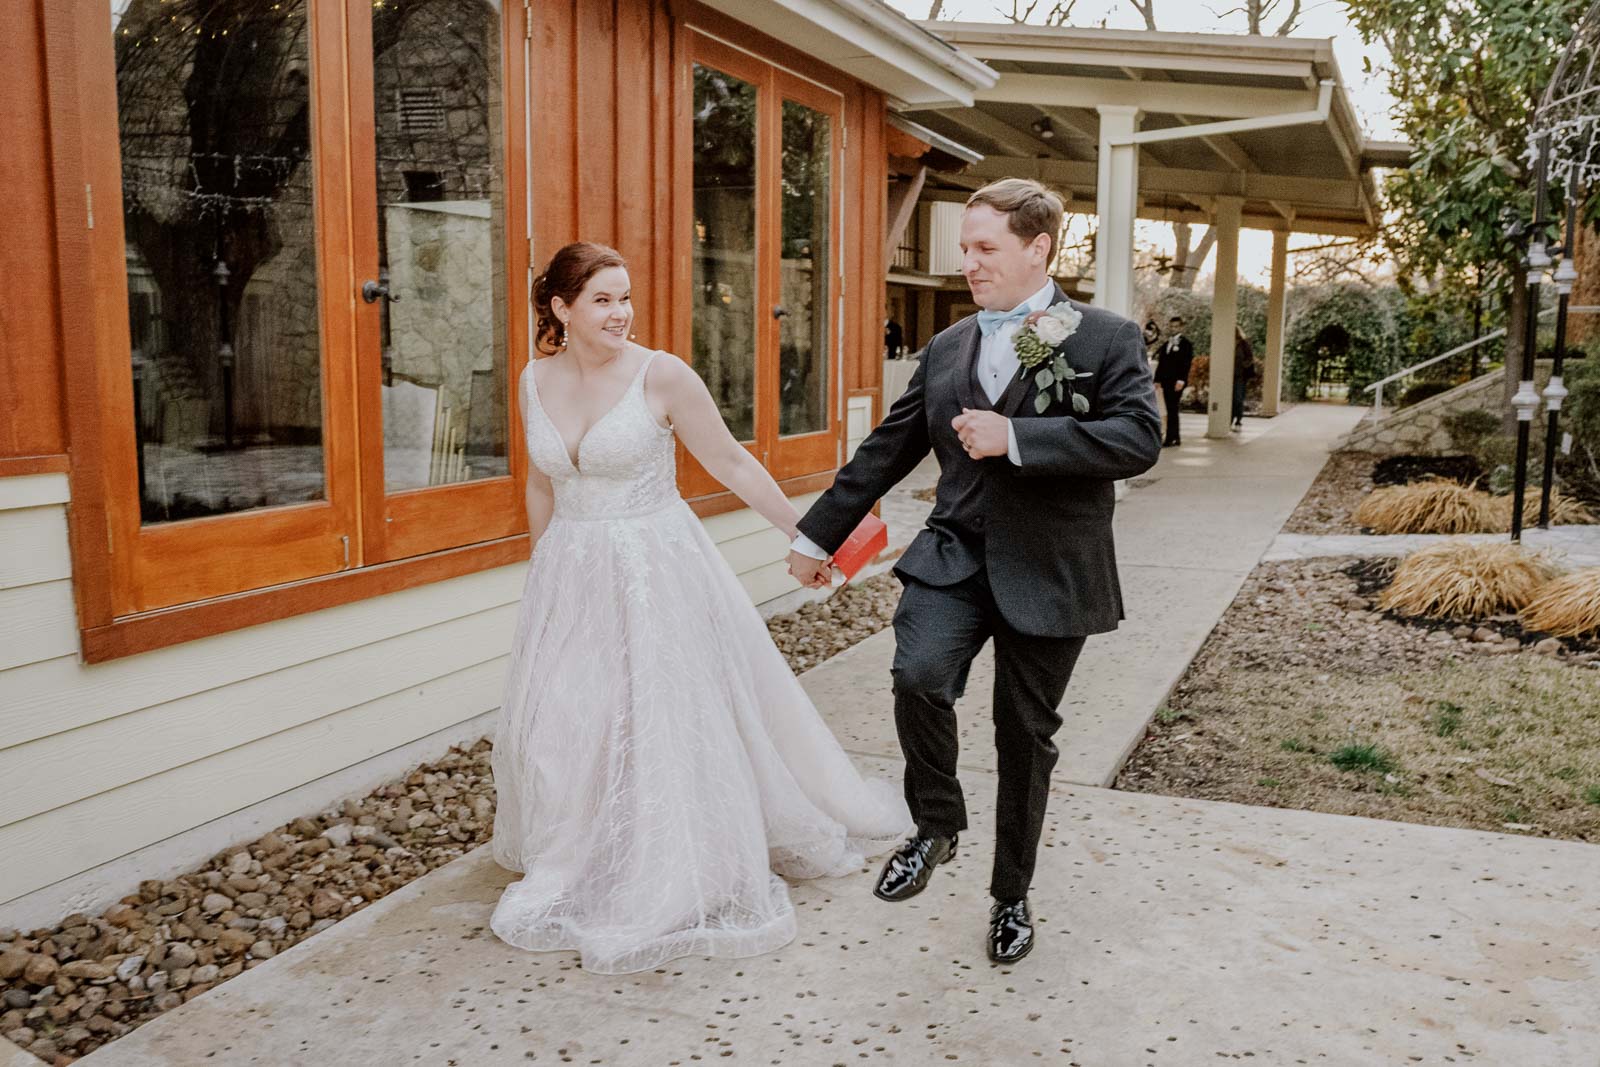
{"left": 0, "top": 575, "right": 905, "bottom": 1063}
{"left": 0, "top": 742, "right": 498, "bottom": 1063}
{"left": 1281, "top": 450, "right": 1378, "bottom": 535}
{"left": 767, "top": 572, "right": 901, "bottom": 673}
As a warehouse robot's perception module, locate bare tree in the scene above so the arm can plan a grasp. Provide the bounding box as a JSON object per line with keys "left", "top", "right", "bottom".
{"left": 1164, "top": 224, "right": 1214, "bottom": 290}
{"left": 1137, "top": 0, "right": 1299, "bottom": 286}
{"left": 926, "top": 0, "right": 945, "bottom": 18}
{"left": 1288, "top": 237, "right": 1384, "bottom": 288}
{"left": 1222, "top": 0, "right": 1303, "bottom": 36}
{"left": 996, "top": 0, "right": 1078, "bottom": 24}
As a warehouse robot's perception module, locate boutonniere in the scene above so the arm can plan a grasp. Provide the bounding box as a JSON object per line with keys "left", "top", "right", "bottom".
{"left": 1014, "top": 302, "right": 1090, "bottom": 414}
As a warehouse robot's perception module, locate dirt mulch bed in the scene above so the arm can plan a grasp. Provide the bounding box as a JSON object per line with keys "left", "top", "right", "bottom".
{"left": 1115, "top": 557, "right": 1600, "bottom": 841}
{"left": 0, "top": 578, "right": 904, "bottom": 1064}
{"left": 1370, "top": 453, "right": 1482, "bottom": 487}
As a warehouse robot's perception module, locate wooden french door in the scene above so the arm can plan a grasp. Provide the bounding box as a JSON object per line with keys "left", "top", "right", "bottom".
{"left": 681, "top": 30, "right": 844, "bottom": 497}
{"left": 92, "top": 0, "right": 528, "bottom": 617}
{"left": 346, "top": 0, "right": 530, "bottom": 563}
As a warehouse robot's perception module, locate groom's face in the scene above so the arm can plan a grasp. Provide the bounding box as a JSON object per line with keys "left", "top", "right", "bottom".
{"left": 959, "top": 204, "right": 1049, "bottom": 312}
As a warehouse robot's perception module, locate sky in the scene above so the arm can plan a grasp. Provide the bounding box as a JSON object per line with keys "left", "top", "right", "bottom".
{"left": 882, "top": 0, "right": 1400, "bottom": 284}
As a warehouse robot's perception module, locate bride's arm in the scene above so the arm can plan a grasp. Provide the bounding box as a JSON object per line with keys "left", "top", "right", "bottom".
{"left": 653, "top": 355, "right": 803, "bottom": 541}
{"left": 525, "top": 463, "right": 555, "bottom": 545}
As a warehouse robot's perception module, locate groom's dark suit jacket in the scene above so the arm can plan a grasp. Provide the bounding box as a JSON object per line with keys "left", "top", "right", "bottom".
{"left": 798, "top": 285, "right": 1162, "bottom": 638}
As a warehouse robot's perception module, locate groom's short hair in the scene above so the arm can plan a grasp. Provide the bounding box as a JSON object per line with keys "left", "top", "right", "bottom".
{"left": 965, "top": 178, "right": 1064, "bottom": 263}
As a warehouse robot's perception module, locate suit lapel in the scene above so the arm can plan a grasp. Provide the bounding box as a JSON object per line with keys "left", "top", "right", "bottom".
{"left": 953, "top": 318, "right": 981, "bottom": 413}
{"left": 997, "top": 282, "right": 1071, "bottom": 419}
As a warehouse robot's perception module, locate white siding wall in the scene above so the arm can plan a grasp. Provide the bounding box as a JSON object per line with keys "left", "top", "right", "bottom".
{"left": 0, "top": 469, "right": 831, "bottom": 928}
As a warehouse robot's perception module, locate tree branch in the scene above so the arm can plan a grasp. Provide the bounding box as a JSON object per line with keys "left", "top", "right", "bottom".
{"left": 1127, "top": 0, "right": 1157, "bottom": 31}
{"left": 1273, "top": 0, "right": 1302, "bottom": 36}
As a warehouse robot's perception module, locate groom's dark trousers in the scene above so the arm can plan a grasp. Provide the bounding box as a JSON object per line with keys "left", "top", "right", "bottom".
{"left": 797, "top": 285, "right": 1161, "bottom": 903}
{"left": 893, "top": 568, "right": 1085, "bottom": 900}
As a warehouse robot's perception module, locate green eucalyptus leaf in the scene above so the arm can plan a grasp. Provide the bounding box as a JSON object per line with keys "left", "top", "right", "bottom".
{"left": 1072, "top": 392, "right": 1090, "bottom": 414}
{"left": 1034, "top": 391, "right": 1051, "bottom": 414}
{"left": 1035, "top": 368, "right": 1054, "bottom": 390}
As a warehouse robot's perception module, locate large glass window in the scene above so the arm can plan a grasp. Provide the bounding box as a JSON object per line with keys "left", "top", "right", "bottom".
{"left": 691, "top": 63, "right": 759, "bottom": 444}
{"left": 369, "top": 0, "right": 509, "bottom": 492}
{"left": 778, "top": 99, "right": 831, "bottom": 439}
{"left": 90, "top": 0, "right": 527, "bottom": 619}
{"left": 683, "top": 34, "right": 841, "bottom": 492}
{"left": 114, "top": 0, "right": 327, "bottom": 524}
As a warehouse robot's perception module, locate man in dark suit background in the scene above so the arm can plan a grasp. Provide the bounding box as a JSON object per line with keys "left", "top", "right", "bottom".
{"left": 785, "top": 178, "right": 1161, "bottom": 964}
{"left": 1153, "top": 315, "right": 1193, "bottom": 446}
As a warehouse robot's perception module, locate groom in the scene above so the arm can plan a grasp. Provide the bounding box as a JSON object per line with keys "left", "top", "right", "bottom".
{"left": 787, "top": 178, "right": 1160, "bottom": 963}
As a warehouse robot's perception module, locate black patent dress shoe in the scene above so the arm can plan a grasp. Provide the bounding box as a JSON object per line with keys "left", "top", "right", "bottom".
{"left": 987, "top": 896, "right": 1034, "bottom": 963}
{"left": 873, "top": 833, "right": 957, "bottom": 902}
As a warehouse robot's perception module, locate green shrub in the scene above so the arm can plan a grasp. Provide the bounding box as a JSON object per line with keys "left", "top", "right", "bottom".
{"left": 1284, "top": 283, "right": 1400, "bottom": 404}
{"left": 1444, "top": 407, "right": 1515, "bottom": 487}
{"left": 1444, "top": 407, "right": 1500, "bottom": 448}
{"left": 1398, "top": 381, "right": 1457, "bottom": 408}
{"left": 1559, "top": 355, "right": 1600, "bottom": 507}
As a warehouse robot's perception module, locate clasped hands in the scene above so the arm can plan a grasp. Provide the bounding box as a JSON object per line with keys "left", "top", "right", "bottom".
{"left": 786, "top": 550, "right": 834, "bottom": 589}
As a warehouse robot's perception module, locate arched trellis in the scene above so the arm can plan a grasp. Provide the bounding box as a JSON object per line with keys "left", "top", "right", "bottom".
{"left": 1282, "top": 283, "right": 1398, "bottom": 404}
{"left": 1514, "top": 1, "right": 1600, "bottom": 539}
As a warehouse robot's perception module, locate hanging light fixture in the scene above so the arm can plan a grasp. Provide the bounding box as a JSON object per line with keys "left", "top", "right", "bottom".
{"left": 1031, "top": 117, "right": 1055, "bottom": 141}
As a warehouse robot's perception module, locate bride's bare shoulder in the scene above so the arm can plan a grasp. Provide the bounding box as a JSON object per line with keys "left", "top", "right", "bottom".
{"left": 642, "top": 348, "right": 697, "bottom": 389}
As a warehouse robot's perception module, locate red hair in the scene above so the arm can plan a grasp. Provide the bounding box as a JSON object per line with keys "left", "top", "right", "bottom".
{"left": 531, "top": 242, "right": 628, "bottom": 355}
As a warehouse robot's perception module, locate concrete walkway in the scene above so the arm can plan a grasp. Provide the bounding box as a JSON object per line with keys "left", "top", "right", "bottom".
{"left": 78, "top": 402, "right": 1600, "bottom": 1065}
{"left": 1266, "top": 525, "right": 1600, "bottom": 568}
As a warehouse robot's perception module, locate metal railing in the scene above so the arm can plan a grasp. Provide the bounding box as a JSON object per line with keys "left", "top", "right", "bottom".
{"left": 891, "top": 243, "right": 920, "bottom": 271}
{"left": 1363, "top": 304, "right": 1600, "bottom": 418}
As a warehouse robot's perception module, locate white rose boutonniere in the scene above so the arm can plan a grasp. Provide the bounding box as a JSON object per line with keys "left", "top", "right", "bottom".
{"left": 1014, "top": 301, "right": 1090, "bottom": 414}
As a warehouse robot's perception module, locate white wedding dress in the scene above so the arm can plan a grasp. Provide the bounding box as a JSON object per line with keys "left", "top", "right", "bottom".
{"left": 489, "top": 350, "right": 912, "bottom": 975}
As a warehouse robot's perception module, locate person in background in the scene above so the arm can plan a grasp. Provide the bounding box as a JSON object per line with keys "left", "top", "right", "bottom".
{"left": 1141, "top": 319, "right": 1160, "bottom": 358}
{"left": 1152, "top": 315, "right": 1192, "bottom": 447}
{"left": 1232, "top": 326, "right": 1256, "bottom": 431}
{"left": 885, "top": 317, "right": 905, "bottom": 360}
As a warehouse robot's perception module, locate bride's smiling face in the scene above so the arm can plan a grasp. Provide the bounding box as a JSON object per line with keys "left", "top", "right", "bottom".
{"left": 554, "top": 266, "right": 633, "bottom": 355}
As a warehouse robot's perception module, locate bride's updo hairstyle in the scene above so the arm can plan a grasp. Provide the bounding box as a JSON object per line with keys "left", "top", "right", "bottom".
{"left": 532, "top": 241, "right": 628, "bottom": 355}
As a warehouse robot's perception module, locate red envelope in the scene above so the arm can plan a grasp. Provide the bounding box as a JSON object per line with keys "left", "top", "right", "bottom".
{"left": 831, "top": 512, "right": 888, "bottom": 582}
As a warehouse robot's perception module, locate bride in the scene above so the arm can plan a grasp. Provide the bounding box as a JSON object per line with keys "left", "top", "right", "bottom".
{"left": 489, "top": 241, "right": 913, "bottom": 974}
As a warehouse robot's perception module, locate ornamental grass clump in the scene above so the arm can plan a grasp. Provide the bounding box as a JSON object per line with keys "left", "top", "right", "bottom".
{"left": 1353, "top": 479, "right": 1501, "bottom": 534}
{"left": 1378, "top": 541, "right": 1559, "bottom": 621}
{"left": 1500, "top": 489, "right": 1596, "bottom": 529}
{"left": 1519, "top": 568, "right": 1600, "bottom": 638}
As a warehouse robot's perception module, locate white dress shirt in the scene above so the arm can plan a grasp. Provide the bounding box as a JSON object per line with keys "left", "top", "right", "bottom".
{"left": 791, "top": 280, "right": 1055, "bottom": 562}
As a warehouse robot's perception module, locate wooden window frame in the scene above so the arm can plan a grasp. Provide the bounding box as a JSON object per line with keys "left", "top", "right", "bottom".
{"left": 42, "top": 0, "right": 532, "bottom": 663}
{"left": 674, "top": 22, "right": 848, "bottom": 502}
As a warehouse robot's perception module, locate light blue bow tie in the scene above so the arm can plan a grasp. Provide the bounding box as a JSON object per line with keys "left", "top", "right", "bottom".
{"left": 976, "top": 305, "right": 1032, "bottom": 337}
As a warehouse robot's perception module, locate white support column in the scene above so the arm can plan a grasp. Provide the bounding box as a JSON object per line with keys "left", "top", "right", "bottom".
{"left": 1093, "top": 105, "right": 1140, "bottom": 319}
{"left": 1261, "top": 228, "right": 1289, "bottom": 417}
{"left": 1206, "top": 196, "right": 1243, "bottom": 440}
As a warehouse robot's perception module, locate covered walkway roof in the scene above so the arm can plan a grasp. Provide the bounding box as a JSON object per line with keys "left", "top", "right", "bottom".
{"left": 901, "top": 22, "right": 1399, "bottom": 238}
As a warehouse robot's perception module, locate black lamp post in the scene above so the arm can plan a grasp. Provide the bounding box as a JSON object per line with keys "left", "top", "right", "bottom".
{"left": 1510, "top": 135, "right": 1552, "bottom": 543}
{"left": 1538, "top": 175, "right": 1580, "bottom": 528}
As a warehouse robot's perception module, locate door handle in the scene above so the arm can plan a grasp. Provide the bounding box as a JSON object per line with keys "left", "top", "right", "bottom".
{"left": 772, "top": 305, "right": 787, "bottom": 320}
{"left": 361, "top": 280, "right": 400, "bottom": 304}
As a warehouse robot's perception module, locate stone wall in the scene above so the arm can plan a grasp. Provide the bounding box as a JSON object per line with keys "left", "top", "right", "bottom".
{"left": 1337, "top": 360, "right": 1564, "bottom": 455}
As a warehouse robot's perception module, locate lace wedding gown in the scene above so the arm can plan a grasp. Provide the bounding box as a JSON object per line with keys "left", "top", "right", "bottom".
{"left": 489, "top": 350, "right": 912, "bottom": 974}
